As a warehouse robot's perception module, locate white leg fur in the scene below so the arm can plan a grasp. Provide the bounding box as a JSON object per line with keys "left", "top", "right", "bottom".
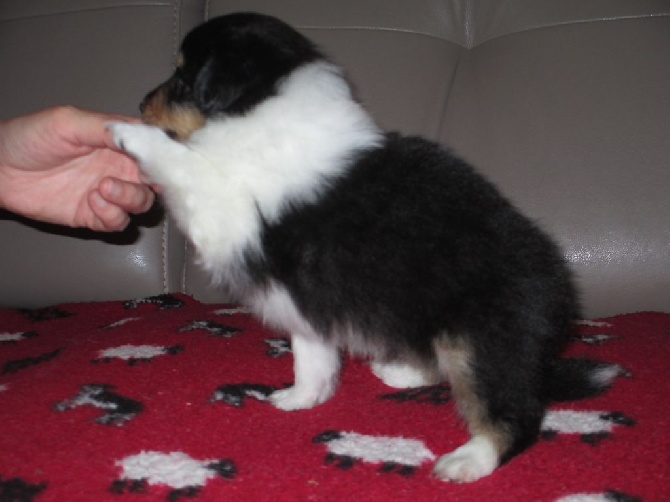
{"left": 108, "top": 121, "right": 265, "bottom": 274}
{"left": 432, "top": 435, "right": 499, "bottom": 483}
{"left": 107, "top": 122, "right": 190, "bottom": 182}
{"left": 370, "top": 361, "right": 442, "bottom": 388}
{"left": 270, "top": 335, "right": 340, "bottom": 411}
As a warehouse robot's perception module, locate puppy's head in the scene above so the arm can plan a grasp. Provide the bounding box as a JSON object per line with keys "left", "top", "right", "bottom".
{"left": 140, "top": 12, "right": 322, "bottom": 140}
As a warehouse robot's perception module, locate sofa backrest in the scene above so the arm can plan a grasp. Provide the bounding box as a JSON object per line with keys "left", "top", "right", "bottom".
{"left": 1, "top": 0, "right": 669, "bottom": 317}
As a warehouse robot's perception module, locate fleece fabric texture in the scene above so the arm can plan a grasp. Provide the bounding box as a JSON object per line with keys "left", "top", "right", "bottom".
{"left": 0, "top": 294, "right": 668, "bottom": 501}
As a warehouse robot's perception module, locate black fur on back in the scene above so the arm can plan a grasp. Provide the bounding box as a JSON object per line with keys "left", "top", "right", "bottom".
{"left": 251, "top": 133, "right": 578, "bottom": 361}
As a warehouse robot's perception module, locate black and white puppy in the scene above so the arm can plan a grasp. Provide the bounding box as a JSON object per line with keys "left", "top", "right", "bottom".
{"left": 109, "top": 12, "right": 618, "bottom": 483}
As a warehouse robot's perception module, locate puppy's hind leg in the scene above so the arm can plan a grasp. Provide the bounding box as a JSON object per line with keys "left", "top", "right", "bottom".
{"left": 431, "top": 336, "right": 543, "bottom": 483}
{"left": 270, "top": 334, "right": 340, "bottom": 411}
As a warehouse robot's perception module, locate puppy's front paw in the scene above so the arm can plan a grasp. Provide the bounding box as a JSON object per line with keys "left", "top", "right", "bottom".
{"left": 269, "top": 386, "right": 331, "bottom": 411}
{"left": 107, "top": 122, "right": 172, "bottom": 160}
{"left": 432, "top": 436, "right": 498, "bottom": 483}
{"left": 107, "top": 122, "right": 187, "bottom": 183}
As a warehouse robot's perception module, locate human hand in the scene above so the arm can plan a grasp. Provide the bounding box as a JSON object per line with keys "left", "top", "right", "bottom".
{"left": 0, "top": 106, "right": 155, "bottom": 231}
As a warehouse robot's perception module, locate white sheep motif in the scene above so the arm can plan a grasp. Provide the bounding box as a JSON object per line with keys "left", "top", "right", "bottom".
{"left": 541, "top": 409, "right": 634, "bottom": 443}
{"left": 313, "top": 430, "right": 435, "bottom": 474}
{"left": 93, "top": 344, "right": 183, "bottom": 365}
{"left": 112, "top": 451, "right": 235, "bottom": 499}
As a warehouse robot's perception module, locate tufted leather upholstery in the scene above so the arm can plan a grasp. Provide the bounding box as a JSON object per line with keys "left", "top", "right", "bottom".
{"left": 1, "top": 0, "right": 668, "bottom": 316}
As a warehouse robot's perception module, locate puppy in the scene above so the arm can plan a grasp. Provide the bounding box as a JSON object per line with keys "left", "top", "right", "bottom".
{"left": 109, "top": 12, "right": 619, "bottom": 483}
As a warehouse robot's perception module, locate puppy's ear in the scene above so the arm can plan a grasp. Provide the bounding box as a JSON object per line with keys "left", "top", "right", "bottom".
{"left": 193, "top": 57, "right": 245, "bottom": 115}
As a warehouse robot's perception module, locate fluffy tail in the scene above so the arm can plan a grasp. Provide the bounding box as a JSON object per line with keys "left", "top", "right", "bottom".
{"left": 546, "top": 358, "right": 623, "bottom": 402}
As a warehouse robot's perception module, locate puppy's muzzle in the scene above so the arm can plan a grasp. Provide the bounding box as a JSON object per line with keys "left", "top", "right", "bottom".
{"left": 139, "top": 81, "right": 205, "bottom": 141}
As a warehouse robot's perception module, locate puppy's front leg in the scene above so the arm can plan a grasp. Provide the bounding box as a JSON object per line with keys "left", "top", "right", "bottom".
{"left": 270, "top": 335, "right": 340, "bottom": 411}
{"left": 107, "top": 122, "right": 192, "bottom": 185}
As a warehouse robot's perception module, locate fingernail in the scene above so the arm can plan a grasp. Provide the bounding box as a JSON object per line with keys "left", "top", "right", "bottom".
{"left": 105, "top": 179, "right": 120, "bottom": 197}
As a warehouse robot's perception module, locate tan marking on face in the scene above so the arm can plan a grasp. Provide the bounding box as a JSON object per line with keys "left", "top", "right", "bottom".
{"left": 175, "top": 51, "right": 184, "bottom": 68}
{"left": 141, "top": 85, "right": 205, "bottom": 141}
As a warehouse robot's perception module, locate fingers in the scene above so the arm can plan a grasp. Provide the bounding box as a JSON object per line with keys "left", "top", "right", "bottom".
{"left": 51, "top": 106, "right": 140, "bottom": 151}
{"left": 88, "top": 178, "right": 155, "bottom": 231}
{"left": 99, "top": 177, "right": 155, "bottom": 214}
{"left": 89, "top": 191, "right": 130, "bottom": 231}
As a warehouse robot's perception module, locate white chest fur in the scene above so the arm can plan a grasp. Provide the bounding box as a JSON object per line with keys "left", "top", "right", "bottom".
{"left": 111, "top": 62, "right": 381, "bottom": 286}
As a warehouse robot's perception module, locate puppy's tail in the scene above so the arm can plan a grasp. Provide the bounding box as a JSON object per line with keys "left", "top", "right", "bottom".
{"left": 546, "top": 358, "right": 623, "bottom": 402}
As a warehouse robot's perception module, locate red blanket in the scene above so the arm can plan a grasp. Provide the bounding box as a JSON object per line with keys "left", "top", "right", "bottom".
{"left": 1, "top": 294, "right": 668, "bottom": 501}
